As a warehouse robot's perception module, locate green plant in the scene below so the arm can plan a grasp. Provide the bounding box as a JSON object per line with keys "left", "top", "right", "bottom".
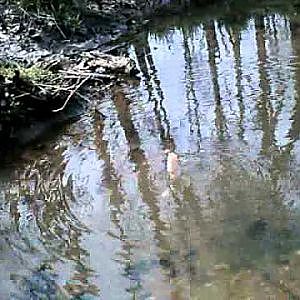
{"left": 0, "top": 62, "right": 54, "bottom": 83}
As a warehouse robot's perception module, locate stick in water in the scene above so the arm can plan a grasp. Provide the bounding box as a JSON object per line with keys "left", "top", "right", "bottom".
{"left": 52, "top": 75, "right": 91, "bottom": 113}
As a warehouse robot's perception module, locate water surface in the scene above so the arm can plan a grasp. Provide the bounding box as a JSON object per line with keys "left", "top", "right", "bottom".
{"left": 2, "top": 4, "right": 300, "bottom": 299}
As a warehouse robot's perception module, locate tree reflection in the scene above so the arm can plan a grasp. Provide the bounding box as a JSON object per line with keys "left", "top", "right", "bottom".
{"left": 255, "top": 16, "right": 277, "bottom": 156}
{"left": 227, "top": 25, "right": 245, "bottom": 139}
{"left": 203, "top": 20, "right": 227, "bottom": 140}
{"left": 182, "top": 27, "right": 202, "bottom": 150}
{"left": 288, "top": 20, "right": 300, "bottom": 148}
{"left": 113, "top": 88, "right": 166, "bottom": 234}
{"left": 133, "top": 33, "right": 175, "bottom": 151}
{"left": 112, "top": 87, "right": 175, "bottom": 297}
{"left": 92, "top": 109, "right": 126, "bottom": 240}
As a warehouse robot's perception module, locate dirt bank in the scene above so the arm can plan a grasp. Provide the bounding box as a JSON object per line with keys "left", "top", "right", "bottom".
{"left": 0, "top": 0, "right": 155, "bottom": 148}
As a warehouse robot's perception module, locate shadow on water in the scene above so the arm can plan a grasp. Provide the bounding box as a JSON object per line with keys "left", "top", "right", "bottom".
{"left": 4, "top": 1, "right": 300, "bottom": 299}
{"left": 0, "top": 102, "right": 83, "bottom": 166}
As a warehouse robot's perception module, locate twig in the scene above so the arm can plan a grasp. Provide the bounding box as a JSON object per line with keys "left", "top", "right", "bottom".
{"left": 19, "top": 7, "right": 30, "bottom": 17}
{"left": 13, "top": 92, "right": 31, "bottom": 99}
{"left": 53, "top": 17, "right": 67, "bottom": 39}
{"left": 50, "top": 3, "right": 67, "bottom": 39}
{"left": 38, "top": 83, "right": 75, "bottom": 91}
{"left": 76, "top": 92, "right": 91, "bottom": 102}
{"left": 59, "top": 70, "right": 114, "bottom": 79}
{"left": 102, "top": 43, "right": 127, "bottom": 54}
{"left": 52, "top": 75, "right": 91, "bottom": 112}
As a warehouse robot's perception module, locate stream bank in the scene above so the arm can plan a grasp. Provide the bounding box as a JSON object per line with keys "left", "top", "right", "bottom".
{"left": 0, "top": 0, "right": 157, "bottom": 154}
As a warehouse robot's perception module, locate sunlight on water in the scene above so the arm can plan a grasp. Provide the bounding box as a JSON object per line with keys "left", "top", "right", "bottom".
{"left": 3, "top": 4, "right": 300, "bottom": 300}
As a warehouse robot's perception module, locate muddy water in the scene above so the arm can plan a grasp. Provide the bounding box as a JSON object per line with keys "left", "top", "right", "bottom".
{"left": 3, "top": 6, "right": 300, "bottom": 300}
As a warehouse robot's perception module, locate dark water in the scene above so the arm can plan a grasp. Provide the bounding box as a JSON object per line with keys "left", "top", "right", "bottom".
{"left": 3, "top": 3, "right": 300, "bottom": 299}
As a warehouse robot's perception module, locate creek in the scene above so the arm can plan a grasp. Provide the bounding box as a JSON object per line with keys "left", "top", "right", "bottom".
{"left": 1, "top": 3, "right": 300, "bottom": 299}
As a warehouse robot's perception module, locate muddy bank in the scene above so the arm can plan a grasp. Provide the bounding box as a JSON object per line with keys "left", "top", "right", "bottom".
{"left": 0, "top": 0, "right": 149, "bottom": 152}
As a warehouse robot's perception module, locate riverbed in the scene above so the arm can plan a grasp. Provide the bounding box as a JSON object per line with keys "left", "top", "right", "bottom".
{"left": 2, "top": 3, "right": 300, "bottom": 299}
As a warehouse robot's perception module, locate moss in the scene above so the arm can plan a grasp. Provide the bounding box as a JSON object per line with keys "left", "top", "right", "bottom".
{"left": 20, "top": 66, "right": 54, "bottom": 82}
{"left": 0, "top": 62, "right": 54, "bottom": 83}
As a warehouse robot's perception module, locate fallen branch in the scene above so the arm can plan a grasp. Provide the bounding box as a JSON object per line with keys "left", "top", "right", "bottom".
{"left": 0, "top": 48, "right": 138, "bottom": 116}
{"left": 59, "top": 70, "right": 115, "bottom": 79}
{"left": 52, "top": 75, "right": 91, "bottom": 112}
{"left": 50, "top": 3, "right": 67, "bottom": 39}
{"left": 13, "top": 92, "right": 31, "bottom": 99}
